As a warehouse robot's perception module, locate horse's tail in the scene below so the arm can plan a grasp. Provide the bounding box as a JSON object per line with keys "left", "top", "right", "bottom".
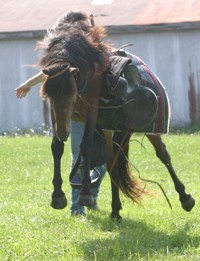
{"left": 111, "top": 132, "right": 143, "bottom": 204}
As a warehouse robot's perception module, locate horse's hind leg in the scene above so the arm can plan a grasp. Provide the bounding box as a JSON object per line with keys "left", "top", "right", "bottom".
{"left": 50, "top": 136, "right": 67, "bottom": 209}
{"left": 146, "top": 134, "right": 195, "bottom": 212}
{"left": 105, "top": 131, "right": 122, "bottom": 221}
{"left": 110, "top": 181, "right": 122, "bottom": 221}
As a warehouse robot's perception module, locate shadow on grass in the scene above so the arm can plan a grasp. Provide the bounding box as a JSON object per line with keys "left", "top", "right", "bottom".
{"left": 79, "top": 210, "right": 200, "bottom": 259}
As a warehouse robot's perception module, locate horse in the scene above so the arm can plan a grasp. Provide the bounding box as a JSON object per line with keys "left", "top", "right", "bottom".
{"left": 36, "top": 11, "right": 195, "bottom": 220}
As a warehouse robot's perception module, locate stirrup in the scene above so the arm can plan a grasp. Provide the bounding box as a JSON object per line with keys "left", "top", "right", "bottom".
{"left": 70, "top": 168, "right": 102, "bottom": 189}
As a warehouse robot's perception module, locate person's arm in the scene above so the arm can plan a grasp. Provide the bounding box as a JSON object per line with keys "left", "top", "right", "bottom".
{"left": 15, "top": 71, "right": 46, "bottom": 98}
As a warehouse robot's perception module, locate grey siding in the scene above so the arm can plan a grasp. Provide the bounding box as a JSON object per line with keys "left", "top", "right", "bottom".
{"left": 0, "top": 27, "right": 200, "bottom": 132}
{"left": 0, "top": 37, "right": 43, "bottom": 133}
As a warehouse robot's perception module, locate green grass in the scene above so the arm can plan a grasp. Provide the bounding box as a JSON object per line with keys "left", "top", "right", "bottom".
{"left": 0, "top": 134, "right": 200, "bottom": 260}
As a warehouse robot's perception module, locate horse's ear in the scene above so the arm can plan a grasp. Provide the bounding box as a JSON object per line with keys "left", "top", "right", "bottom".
{"left": 69, "top": 67, "right": 79, "bottom": 75}
{"left": 42, "top": 69, "right": 50, "bottom": 76}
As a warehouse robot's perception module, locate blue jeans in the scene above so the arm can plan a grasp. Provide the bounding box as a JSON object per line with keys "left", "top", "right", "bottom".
{"left": 70, "top": 121, "right": 106, "bottom": 214}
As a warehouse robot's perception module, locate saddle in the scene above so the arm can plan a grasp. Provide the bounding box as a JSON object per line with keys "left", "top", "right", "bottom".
{"left": 103, "top": 54, "right": 158, "bottom": 130}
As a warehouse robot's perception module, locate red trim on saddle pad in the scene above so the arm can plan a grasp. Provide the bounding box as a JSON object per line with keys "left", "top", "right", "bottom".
{"left": 128, "top": 53, "right": 170, "bottom": 134}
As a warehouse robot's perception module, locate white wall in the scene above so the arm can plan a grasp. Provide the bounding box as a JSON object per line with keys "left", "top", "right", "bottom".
{"left": 0, "top": 38, "right": 43, "bottom": 133}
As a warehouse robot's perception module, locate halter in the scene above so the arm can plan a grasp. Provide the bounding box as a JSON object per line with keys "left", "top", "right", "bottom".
{"left": 45, "top": 64, "right": 89, "bottom": 96}
{"left": 47, "top": 66, "right": 70, "bottom": 79}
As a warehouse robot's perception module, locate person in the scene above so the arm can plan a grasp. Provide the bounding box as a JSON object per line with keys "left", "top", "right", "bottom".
{"left": 15, "top": 75, "right": 106, "bottom": 216}
{"left": 70, "top": 121, "right": 106, "bottom": 215}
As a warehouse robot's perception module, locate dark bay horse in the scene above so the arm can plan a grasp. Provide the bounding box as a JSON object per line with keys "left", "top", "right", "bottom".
{"left": 37, "top": 11, "right": 195, "bottom": 220}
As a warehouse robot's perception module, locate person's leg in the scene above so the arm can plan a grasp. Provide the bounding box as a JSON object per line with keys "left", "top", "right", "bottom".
{"left": 70, "top": 121, "right": 107, "bottom": 214}
{"left": 70, "top": 121, "right": 85, "bottom": 215}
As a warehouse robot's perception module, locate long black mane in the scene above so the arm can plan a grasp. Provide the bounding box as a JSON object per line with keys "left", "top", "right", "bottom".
{"left": 37, "top": 11, "right": 111, "bottom": 74}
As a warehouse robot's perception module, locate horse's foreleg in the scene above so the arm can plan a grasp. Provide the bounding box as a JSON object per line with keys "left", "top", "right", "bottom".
{"left": 50, "top": 135, "right": 67, "bottom": 209}
{"left": 77, "top": 118, "right": 96, "bottom": 206}
{"left": 77, "top": 72, "right": 104, "bottom": 206}
{"left": 147, "top": 134, "right": 195, "bottom": 212}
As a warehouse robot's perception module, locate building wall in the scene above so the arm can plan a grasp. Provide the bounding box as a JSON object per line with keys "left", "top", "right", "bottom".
{"left": 0, "top": 37, "right": 44, "bottom": 133}
{"left": 0, "top": 28, "right": 200, "bottom": 133}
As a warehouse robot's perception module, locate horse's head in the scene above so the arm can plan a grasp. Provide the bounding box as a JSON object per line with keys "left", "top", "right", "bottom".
{"left": 41, "top": 65, "right": 79, "bottom": 141}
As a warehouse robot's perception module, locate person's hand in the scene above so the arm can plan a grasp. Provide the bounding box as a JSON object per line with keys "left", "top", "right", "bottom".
{"left": 15, "top": 83, "right": 31, "bottom": 99}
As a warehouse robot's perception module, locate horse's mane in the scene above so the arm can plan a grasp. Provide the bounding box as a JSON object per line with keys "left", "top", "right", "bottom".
{"left": 52, "top": 11, "right": 92, "bottom": 34}
{"left": 37, "top": 11, "right": 111, "bottom": 73}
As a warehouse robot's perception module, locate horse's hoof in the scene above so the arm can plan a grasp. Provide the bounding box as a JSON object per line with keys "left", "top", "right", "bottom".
{"left": 50, "top": 195, "right": 67, "bottom": 209}
{"left": 77, "top": 194, "right": 94, "bottom": 206}
{"left": 110, "top": 212, "right": 122, "bottom": 223}
{"left": 181, "top": 195, "right": 195, "bottom": 212}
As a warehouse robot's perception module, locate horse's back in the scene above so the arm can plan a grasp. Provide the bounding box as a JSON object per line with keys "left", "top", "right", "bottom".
{"left": 125, "top": 51, "right": 171, "bottom": 134}
{"left": 98, "top": 51, "right": 170, "bottom": 134}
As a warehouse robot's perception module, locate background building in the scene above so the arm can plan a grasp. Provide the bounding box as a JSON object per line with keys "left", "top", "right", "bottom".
{"left": 0, "top": 0, "right": 200, "bottom": 132}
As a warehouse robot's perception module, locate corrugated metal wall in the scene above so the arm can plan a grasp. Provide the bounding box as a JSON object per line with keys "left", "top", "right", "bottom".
{"left": 0, "top": 28, "right": 200, "bottom": 133}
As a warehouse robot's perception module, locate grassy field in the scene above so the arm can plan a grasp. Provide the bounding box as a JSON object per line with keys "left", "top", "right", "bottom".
{"left": 0, "top": 134, "right": 199, "bottom": 260}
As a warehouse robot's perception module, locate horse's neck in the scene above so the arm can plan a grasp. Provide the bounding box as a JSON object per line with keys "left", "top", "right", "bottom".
{"left": 73, "top": 96, "right": 87, "bottom": 122}
{"left": 73, "top": 71, "right": 106, "bottom": 122}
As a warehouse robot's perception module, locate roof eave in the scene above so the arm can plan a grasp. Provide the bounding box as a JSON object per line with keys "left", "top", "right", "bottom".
{"left": 0, "top": 30, "right": 45, "bottom": 40}
{"left": 1, "top": 21, "right": 200, "bottom": 39}
{"left": 107, "top": 21, "right": 200, "bottom": 34}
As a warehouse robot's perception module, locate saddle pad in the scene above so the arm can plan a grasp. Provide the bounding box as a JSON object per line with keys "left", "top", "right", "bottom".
{"left": 125, "top": 52, "right": 171, "bottom": 134}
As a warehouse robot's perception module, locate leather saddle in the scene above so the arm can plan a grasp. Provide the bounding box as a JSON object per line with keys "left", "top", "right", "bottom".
{"left": 101, "top": 55, "right": 158, "bottom": 131}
